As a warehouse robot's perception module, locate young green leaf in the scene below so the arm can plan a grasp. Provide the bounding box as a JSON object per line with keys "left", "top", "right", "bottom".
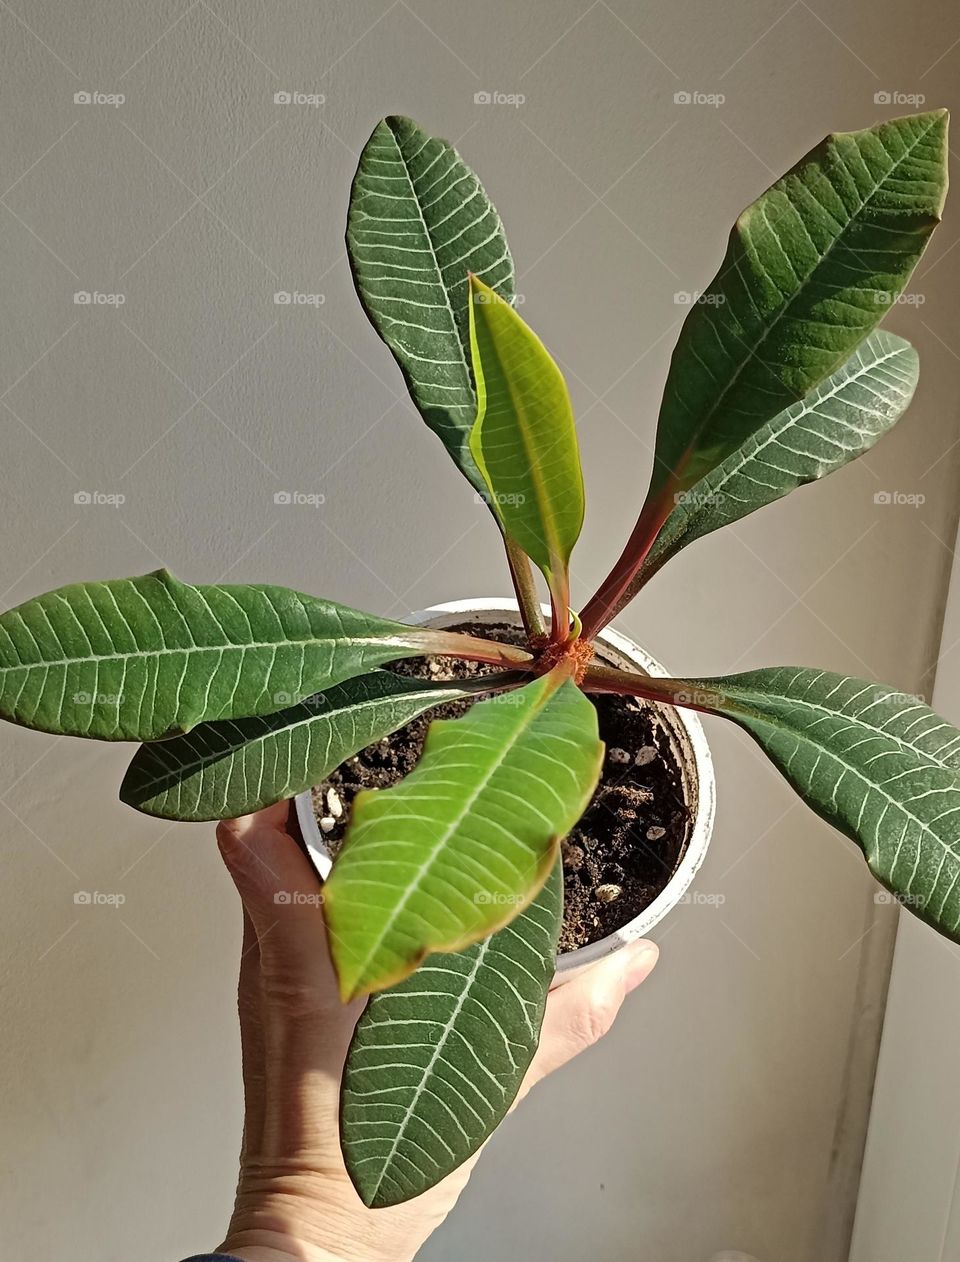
{"left": 468, "top": 276, "right": 585, "bottom": 613}
{"left": 673, "top": 667, "right": 960, "bottom": 942}
{"left": 341, "top": 860, "right": 562, "bottom": 1208}
{"left": 640, "top": 331, "right": 919, "bottom": 584}
{"left": 323, "top": 665, "right": 602, "bottom": 1000}
{"left": 0, "top": 570, "right": 433, "bottom": 741}
{"left": 347, "top": 115, "right": 514, "bottom": 493}
{"left": 649, "top": 110, "right": 946, "bottom": 501}
{"left": 119, "top": 672, "right": 476, "bottom": 821}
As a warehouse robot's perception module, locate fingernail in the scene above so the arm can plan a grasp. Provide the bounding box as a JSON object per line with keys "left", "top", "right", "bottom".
{"left": 623, "top": 940, "right": 659, "bottom": 991}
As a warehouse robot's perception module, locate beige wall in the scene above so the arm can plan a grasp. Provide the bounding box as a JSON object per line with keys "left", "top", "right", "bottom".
{"left": 0, "top": 3, "right": 958, "bottom": 1259}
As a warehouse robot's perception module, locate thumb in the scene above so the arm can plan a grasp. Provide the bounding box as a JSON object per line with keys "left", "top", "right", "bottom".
{"left": 519, "top": 940, "right": 659, "bottom": 1097}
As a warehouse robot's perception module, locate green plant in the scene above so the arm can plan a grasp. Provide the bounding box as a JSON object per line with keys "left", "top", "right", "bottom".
{"left": 0, "top": 109, "right": 952, "bottom": 1206}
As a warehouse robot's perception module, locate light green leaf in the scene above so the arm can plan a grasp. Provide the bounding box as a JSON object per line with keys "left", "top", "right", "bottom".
{"left": 347, "top": 115, "right": 514, "bottom": 492}
{"left": 341, "top": 860, "right": 562, "bottom": 1208}
{"left": 468, "top": 276, "right": 584, "bottom": 604}
{"left": 0, "top": 570, "right": 431, "bottom": 741}
{"left": 324, "top": 666, "right": 602, "bottom": 1000}
{"left": 678, "top": 667, "right": 960, "bottom": 942}
{"left": 119, "top": 672, "right": 474, "bottom": 821}
{"left": 648, "top": 110, "right": 947, "bottom": 502}
{"left": 641, "top": 331, "right": 919, "bottom": 583}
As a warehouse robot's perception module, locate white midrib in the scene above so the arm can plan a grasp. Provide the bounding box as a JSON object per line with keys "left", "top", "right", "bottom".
{"left": 657, "top": 341, "right": 910, "bottom": 552}
{"left": 736, "top": 706, "right": 960, "bottom": 876}
{"left": 342, "top": 677, "right": 562, "bottom": 988}
{"left": 669, "top": 116, "right": 941, "bottom": 461}
{"left": 133, "top": 684, "right": 468, "bottom": 794}
{"left": 388, "top": 126, "right": 472, "bottom": 394}
{"left": 0, "top": 634, "right": 417, "bottom": 675}
{"left": 366, "top": 938, "right": 494, "bottom": 1202}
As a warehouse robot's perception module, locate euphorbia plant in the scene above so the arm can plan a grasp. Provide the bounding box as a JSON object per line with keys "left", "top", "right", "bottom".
{"left": 0, "top": 109, "right": 952, "bottom": 1206}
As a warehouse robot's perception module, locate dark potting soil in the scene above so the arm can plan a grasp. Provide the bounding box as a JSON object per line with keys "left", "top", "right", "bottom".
{"left": 311, "top": 622, "right": 692, "bottom": 952}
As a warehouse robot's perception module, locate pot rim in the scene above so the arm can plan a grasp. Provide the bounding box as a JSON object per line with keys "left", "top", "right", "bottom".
{"left": 294, "top": 597, "right": 716, "bottom": 982}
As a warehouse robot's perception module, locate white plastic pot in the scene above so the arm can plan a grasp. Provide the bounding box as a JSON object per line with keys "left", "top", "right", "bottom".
{"left": 295, "top": 598, "right": 716, "bottom": 984}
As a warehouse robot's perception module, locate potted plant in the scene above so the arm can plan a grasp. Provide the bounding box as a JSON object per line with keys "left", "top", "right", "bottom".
{"left": 0, "top": 108, "right": 952, "bottom": 1210}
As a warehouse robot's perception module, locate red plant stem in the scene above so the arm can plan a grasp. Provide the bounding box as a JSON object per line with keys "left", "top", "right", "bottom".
{"left": 582, "top": 663, "right": 720, "bottom": 715}
{"left": 579, "top": 482, "right": 677, "bottom": 642}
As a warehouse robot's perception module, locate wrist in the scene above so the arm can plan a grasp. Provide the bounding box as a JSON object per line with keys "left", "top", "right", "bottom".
{"left": 219, "top": 1171, "right": 426, "bottom": 1262}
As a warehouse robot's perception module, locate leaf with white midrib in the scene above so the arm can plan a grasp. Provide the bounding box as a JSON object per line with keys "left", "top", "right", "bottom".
{"left": 642, "top": 331, "right": 919, "bottom": 581}
{"left": 685, "top": 667, "right": 960, "bottom": 940}
{"left": 649, "top": 110, "right": 947, "bottom": 499}
{"left": 324, "top": 667, "right": 603, "bottom": 1000}
{"left": 341, "top": 861, "right": 562, "bottom": 1207}
{"left": 0, "top": 570, "right": 427, "bottom": 741}
{"left": 347, "top": 115, "right": 515, "bottom": 491}
{"left": 119, "top": 672, "right": 473, "bottom": 821}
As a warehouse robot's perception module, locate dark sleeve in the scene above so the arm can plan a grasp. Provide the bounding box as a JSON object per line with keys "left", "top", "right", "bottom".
{"left": 179, "top": 1255, "right": 244, "bottom": 1261}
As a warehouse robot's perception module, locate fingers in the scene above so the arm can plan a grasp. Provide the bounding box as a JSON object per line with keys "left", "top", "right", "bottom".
{"left": 519, "top": 940, "right": 659, "bottom": 1097}
{"left": 217, "top": 804, "right": 346, "bottom": 1019}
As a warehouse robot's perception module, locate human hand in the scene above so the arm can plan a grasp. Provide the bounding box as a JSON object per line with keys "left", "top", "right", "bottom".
{"left": 213, "top": 803, "right": 659, "bottom": 1262}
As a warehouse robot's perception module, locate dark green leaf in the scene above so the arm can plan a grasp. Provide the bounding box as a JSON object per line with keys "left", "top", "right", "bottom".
{"left": 649, "top": 110, "right": 946, "bottom": 501}
{"left": 120, "top": 672, "right": 472, "bottom": 820}
{"left": 347, "top": 115, "right": 514, "bottom": 492}
{"left": 680, "top": 667, "right": 960, "bottom": 942}
{"left": 642, "top": 331, "right": 919, "bottom": 582}
{"left": 341, "top": 861, "right": 562, "bottom": 1207}
{"left": 0, "top": 570, "right": 428, "bottom": 741}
